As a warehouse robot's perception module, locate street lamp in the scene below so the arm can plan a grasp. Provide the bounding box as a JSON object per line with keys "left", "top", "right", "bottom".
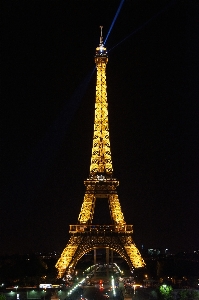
{"left": 14, "top": 286, "right": 19, "bottom": 299}
{"left": 43, "top": 289, "right": 46, "bottom": 300}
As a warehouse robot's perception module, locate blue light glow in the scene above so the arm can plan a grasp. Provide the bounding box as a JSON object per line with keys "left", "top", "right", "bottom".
{"left": 104, "top": 0, "right": 125, "bottom": 45}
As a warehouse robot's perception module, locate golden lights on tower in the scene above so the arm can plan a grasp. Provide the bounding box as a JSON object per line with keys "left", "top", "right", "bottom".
{"left": 55, "top": 27, "right": 145, "bottom": 278}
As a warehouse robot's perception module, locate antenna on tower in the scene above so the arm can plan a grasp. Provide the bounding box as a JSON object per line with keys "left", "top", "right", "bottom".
{"left": 100, "top": 26, "right": 103, "bottom": 44}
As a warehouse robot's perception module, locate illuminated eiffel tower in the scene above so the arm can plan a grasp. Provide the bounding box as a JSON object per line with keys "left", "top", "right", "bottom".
{"left": 55, "top": 27, "right": 145, "bottom": 278}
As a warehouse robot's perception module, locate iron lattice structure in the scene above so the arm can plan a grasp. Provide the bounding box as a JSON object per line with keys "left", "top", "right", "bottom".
{"left": 56, "top": 30, "right": 145, "bottom": 278}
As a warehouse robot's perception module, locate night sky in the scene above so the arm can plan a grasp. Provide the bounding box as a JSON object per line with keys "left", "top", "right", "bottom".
{"left": 2, "top": 0, "right": 199, "bottom": 255}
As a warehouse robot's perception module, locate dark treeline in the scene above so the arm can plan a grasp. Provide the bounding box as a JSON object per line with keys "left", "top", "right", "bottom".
{"left": 0, "top": 254, "right": 58, "bottom": 286}
{"left": 146, "top": 252, "right": 199, "bottom": 277}
{"left": 0, "top": 251, "right": 199, "bottom": 287}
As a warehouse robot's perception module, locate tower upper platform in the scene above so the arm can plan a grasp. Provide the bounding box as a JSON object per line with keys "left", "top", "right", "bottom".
{"left": 95, "top": 43, "right": 108, "bottom": 58}
{"left": 95, "top": 26, "right": 108, "bottom": 61}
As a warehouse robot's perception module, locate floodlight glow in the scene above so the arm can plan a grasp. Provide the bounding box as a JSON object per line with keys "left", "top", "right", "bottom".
{"left": 111, "top": 276, "right": 116, "bottom": 296}
{"left": 67, "top": 277, "right": 85, "bottom": 296}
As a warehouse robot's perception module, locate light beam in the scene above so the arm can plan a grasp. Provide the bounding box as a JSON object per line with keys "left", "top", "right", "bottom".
{"left": 104, "top": 0, "right": 125, "bottom": 45}
{"left": 108, "top": 0, "right": 176, "bottom": 52}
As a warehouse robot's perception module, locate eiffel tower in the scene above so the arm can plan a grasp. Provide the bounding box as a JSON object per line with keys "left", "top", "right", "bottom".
{"left": 55, "top": 27, "right": 145, "bottom": 278}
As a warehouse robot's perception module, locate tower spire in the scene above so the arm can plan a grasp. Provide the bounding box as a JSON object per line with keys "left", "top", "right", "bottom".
{"left": 100, "top": 25, "right": 103, "bottom": 44}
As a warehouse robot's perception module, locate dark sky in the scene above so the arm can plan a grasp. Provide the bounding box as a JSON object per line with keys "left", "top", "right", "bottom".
{"left": 1, "top": 0, "right": 199, "bottom": 255}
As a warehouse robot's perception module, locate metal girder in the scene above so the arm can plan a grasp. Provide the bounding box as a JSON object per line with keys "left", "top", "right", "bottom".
{"left": 109, "top": 194, "right": 126, "bottom": 226}
{"left": 78, "top": 194, "right": 95, "bottom": 224}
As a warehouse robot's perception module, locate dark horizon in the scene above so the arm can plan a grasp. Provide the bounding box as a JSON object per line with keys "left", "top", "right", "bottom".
{"left": 2, "top": 0, "right": 199, "bottom": 256}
